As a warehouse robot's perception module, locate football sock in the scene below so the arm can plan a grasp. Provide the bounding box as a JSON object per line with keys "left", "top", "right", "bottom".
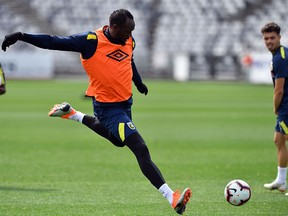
{"left": 68, "top": 111, "right": 85, "bottom": 123}
{"left": 159, "top": 183, "right": 174, "bottom": 205}
{"left": 276, "top": 166, "right": 287, "bottom": 183}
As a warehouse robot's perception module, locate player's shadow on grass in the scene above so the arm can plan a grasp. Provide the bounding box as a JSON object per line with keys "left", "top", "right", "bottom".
{"left": 0, "top": 186, "right": 56, "bottom": 192}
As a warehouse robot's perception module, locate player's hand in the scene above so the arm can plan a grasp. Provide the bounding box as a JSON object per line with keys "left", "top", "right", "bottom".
{"left": 136, "top": 82, "right": 148, "bottom": 95}
{"left": 2, "top": 32, "right": 23, "bottom": 52}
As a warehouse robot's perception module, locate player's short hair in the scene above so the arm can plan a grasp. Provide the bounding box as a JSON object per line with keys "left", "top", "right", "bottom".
{"left": 109, "top": 9, "right": 134, "bottom": 27}
{"left": 261, "top": 22, "right": 281, "bottom": 34}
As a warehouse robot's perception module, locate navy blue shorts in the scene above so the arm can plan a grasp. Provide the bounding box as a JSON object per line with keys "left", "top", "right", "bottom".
{"left": 92, "top": 97, "right": 138, "bottom": 142}
{"left": 275, "top": 115, "right": 288, "bottom": 134}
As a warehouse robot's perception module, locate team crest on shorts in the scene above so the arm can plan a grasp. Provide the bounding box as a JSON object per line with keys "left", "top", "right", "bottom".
{"left": 127, "top": 122, "right": 136, "bottom": 130}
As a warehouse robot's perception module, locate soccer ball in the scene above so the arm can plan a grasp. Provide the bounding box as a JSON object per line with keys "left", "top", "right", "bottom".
{"left": 224, "top": 179, "right": 251, "bottom": 206}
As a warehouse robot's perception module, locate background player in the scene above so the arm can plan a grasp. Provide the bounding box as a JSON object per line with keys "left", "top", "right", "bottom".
{"left": 0, "top": 62, "right": 6, "bottom": 95}
{"left": 262, "top": 22, "right": 288, "bottom": 194}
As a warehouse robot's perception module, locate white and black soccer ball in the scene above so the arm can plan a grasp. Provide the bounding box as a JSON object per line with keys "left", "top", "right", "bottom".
{"left": 224, "top": 179, "right": 251, "bottom": 206}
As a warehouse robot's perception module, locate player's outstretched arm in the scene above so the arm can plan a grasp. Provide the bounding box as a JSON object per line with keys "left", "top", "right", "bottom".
{"left": 2, "top": 32, "right": 23, "bottom": 52}
{"left": 2, "top": 31, "right": 96, "bottom": 55}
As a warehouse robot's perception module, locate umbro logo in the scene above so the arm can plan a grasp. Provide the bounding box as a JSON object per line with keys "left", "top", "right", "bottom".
{"left": 107, "top": 49, "right": 129, "bottom": 62}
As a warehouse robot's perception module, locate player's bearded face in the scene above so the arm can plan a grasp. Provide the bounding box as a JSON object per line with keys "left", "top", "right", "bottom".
{"left": 263, "top": 32, "right": 281, "bottom": 53}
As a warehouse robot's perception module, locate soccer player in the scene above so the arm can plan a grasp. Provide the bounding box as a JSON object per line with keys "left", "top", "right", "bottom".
{"left": 2, "top": 9, "right": 191, "bottom": 213}
{"left": 261, "top": 22, "right": 288, "bottom": 194}
{"left": 0, "top": 62, "right": 6, "bottom": 95}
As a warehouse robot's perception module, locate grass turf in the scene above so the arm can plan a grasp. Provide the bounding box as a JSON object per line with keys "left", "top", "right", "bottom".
{"left": 0, "top": 80, "right": 287, "bottom": 215}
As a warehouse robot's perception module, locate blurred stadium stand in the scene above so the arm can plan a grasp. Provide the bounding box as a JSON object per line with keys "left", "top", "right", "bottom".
{"left": 0, "top": 0, "right": 288, "bottom": 80}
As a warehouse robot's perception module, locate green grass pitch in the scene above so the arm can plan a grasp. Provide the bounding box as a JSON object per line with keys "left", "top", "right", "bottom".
{"left": 0, "top": 80, "right": 287, "bottom": 215}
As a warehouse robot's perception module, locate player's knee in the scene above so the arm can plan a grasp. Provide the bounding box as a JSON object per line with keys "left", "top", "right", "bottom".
{"left": 273, "top": 138, "right": 282, "bottom": 148}
{"left": 273, "top": 137, "right": 279, "bottom": 146}
{"left": 274, "top": 132, "right": 282, "bottom": 147}
{"left": 274, "top": 136, "right": 285, "bottom": 148}
{"left": 111, "top": 137, "right": 125, "bottom": 147}
{"left": 124, "top": 132, "right": 151, "bottom": 160}
{"left": 136, "top": 142, "right": 151, "bottom": 160}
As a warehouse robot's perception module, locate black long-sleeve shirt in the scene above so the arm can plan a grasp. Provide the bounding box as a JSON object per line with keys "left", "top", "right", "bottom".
{"left": 21, "top": 29, "right": 143, "bottom": 86}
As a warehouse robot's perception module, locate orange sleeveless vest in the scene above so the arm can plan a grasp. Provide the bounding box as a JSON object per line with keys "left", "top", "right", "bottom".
{"left": 81, "top": 26, "right": 133, "bottom": 102}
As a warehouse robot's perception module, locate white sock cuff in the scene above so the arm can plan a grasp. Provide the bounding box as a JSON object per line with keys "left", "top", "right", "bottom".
{"left": 159, "top": 183, "right": 169, "bottom": 193}
{"left": 276, "top": 166, "right": 287, "bottom": 183}
{"left": 159, "top": 183, "right": 174, "bottom": 204}
{"left": 278, "top": 166, "right": 287, "bottom": 171}
{"left": 69, "top": 111, "right": 85, "bottom": 123}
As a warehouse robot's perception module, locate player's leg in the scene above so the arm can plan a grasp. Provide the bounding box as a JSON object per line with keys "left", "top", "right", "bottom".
{"left": 279, "top": 133, "right": 288, "bottom": 168}
{"left": 48, "top": 102, "right": 124, "bottom": 147}
{"left": 124, "top": 131, "right": 191, "bottom": 214}
{"left": 276, "top": 120, "right": 288, "bottom": 188}
{"left": 274, "top": 132, "right": 287, "bottom": 184}
{"left": 49, "top": 102, "right": 192, "bottom": 213}
{"left": 48, "top": 102, "right": 166, "bottom": 187}
{"left": 264, "top": 119, "right": 287, "bottom": 192}
{"left": 94, "top": 104, "right": 191, "bottom": 214}
{"left": 123, "top": 131, "right": 165, "bottom": 188}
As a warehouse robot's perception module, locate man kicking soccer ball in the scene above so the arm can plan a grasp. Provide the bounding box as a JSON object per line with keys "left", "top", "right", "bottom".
{"left": 2, "top": 9, "right": 191, "bottom": 214}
